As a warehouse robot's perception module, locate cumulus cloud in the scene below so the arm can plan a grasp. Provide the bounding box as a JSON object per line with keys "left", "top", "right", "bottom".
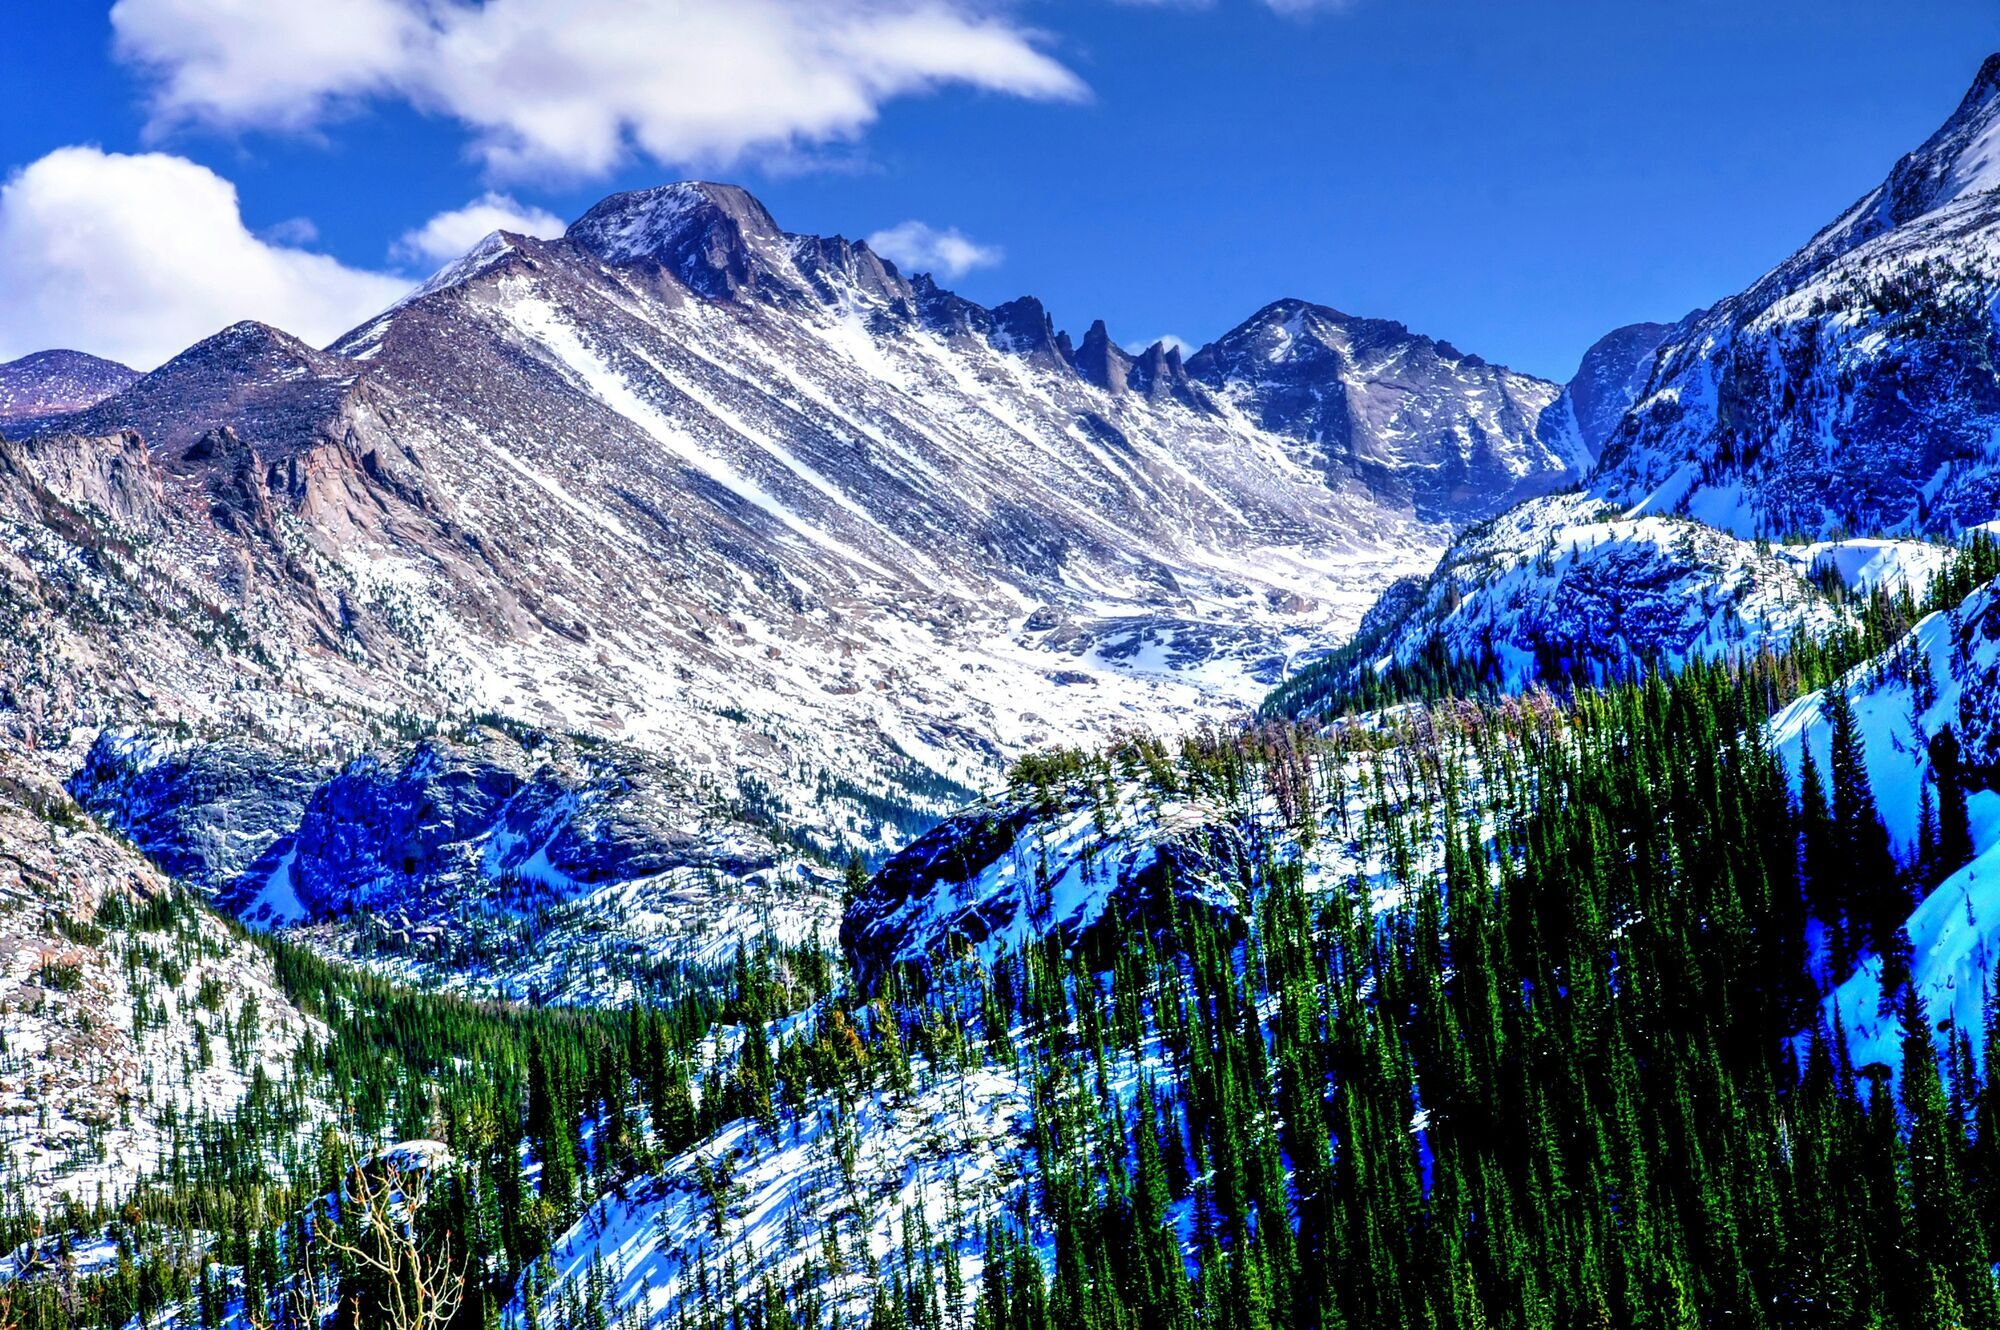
{"left": 110, "top": 0, "right": 1087, "bottom": 182}
{"left": 864, "top": 220, "right": 1002, "bottom": 279}
{"left": 394, "top": 192, "right": 566, "bottom": 265}
{"left": 110, "top": 0, "right": 425, "bottom": 134}
{"left": 0, "top": 147, "right": 410, "bottom": 369}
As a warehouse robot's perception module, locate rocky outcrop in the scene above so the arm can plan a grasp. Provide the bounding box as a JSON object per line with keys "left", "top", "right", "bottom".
{"left": 0, "top": 430, "right": 163, "bottom": 529}
{"left": 842, "top": 783, "right": 1255, "bottom": 989}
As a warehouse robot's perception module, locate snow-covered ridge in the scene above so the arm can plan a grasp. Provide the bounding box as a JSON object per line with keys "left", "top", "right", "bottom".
{"left": 1273, "top": 491, "right": 1948, "bottom": 712}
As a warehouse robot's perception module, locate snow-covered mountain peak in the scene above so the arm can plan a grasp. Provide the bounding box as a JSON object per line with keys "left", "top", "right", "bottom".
{"left": 1767, "top": 52, "right": 2000, "bottom": 291}
{"left": 1184, "top": 297, "right": 1573, "bottom": 521}
{"left": 1582, "top": 53, "right": 2000, "bottom": 542}
{"left": 405, "top": 228, "right": 528, "bottom": 303}
{"left": 1932, "top": 52, "right": 2000, "bottom": 199}
{"left": 1188, "top": 298, "right": 1345, "bottom": 369}
{"left": 569, "top": 181, "right": 780, "bottom": 257}
{"left": 165, "top": 320, "right": 333, "bottom": 373}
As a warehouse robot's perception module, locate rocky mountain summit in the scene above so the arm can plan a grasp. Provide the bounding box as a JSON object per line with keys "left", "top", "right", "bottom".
{"left": 0, "top": 350, "right": 136, "bottom": 433}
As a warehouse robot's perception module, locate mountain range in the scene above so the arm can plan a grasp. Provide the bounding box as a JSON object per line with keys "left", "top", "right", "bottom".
{"left": 0, "top": 176, "right": 1598, "bottom": 993}
{"left": 8, "top": 45, "right": 2000, "bottom": 1330}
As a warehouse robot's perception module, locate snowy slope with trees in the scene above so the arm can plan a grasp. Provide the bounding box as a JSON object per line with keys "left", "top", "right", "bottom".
{"left": 0, "top": 755, "right": 322, "bottom": 1209}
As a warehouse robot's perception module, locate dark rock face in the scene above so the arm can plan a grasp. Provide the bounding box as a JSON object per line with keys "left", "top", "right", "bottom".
{"left": 72, "top": 726, "right": 785, "bottom": 929}
{"left": 570, "top": 182, "right": 798, "bottom": 300}
{"left": 1073, "top": 322, "right": 1205, "bottom": 409}
{"left": 266, "top": 737, "right": 779, "bottom": 919}
{"left": 841, "top": 784, "right": 1256, "bottom": 990}
{"left": 0, "top": 351, "right": 138, "bottom": 435}
{"left": 69, "top": 734, "right": 332, "bottom": 889}
{"left": 986, "top": 296, "right": 1075, "bottom": 366}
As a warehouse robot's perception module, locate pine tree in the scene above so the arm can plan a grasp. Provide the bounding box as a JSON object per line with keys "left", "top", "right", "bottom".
{"left": 1825, "top": 686, "right": 1904, "bottom": 951}
{"left": 1930, "top": 726, "right": 1976, "bottom": 880}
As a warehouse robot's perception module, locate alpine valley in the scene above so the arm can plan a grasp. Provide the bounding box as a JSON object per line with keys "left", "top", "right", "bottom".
{"left": 9, "top": 44, "right": 2000, "bottom": 1330}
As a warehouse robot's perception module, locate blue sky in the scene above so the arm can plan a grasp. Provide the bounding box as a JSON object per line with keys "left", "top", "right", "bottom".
{"left": 1, "top": 1, "right": 1996, "bottom": 375}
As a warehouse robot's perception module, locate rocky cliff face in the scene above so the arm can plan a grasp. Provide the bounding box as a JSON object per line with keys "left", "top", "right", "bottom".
{"left": 840, "top": 773, "right": 1267, "bottom": 988}
{"left": 66, "top": 728, "right": 840, "bottom": 996}
{"left": 69, "top": 724, "right": 841, "bottom": 1000}
{"left": 1541, "top": 315, "right": 1699, "bottom": 461}
{"left": 1596, "top": 55, "right": 2000, "bottom": 539}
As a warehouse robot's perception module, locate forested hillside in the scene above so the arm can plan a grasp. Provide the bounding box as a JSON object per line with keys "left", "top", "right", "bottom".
{"left": 13, "top": 535, "right": 2000, "bottom": 1330}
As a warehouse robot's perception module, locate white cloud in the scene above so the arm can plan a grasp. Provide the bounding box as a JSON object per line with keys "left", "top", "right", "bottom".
{"left": 260, "top": 216, "right": 319, "bottom": 245}
{"left": 110, "top": 0, "right": 425, "bottom": 134}
{"left": 864, "top": 220, "right": 1002, "bottom": 279}
{"left": 111, "top": 0, "right": 1087, "bottom": 182}
{"left": 0, "top": 147, "right": 410, "bottom": 369}
{"left": 394, "top": 192, "right": 566, "bottom": 265}
{"left": 1131, "top": 333, "right": 1195, "bottom": 356}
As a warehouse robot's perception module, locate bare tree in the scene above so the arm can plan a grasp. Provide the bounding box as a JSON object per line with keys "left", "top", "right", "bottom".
{"left": 250, "top": 1145, "right": 465, "bottom": 1330}
{"left": 320, "top": 1150, "right": 466, "bottom": 1330}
